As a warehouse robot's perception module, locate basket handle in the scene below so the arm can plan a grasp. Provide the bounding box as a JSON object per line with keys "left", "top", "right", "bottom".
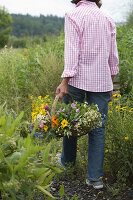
{"left": 51, "top": 94, "right": 73, "bottom": 116}
{"left": 51, "top": 95, "right": 60, "bottom": 116}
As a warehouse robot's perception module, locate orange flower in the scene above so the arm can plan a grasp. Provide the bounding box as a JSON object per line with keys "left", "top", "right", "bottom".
{"left": 51, "top": 116, "right": 58, "bottom": 128}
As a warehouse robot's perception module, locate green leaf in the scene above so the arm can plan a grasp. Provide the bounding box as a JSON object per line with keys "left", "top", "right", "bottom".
{"left": 42, "top": 143, "right": 51, "bottom": 162}
{"left": 36, "top": 185, "right": 56, "bottom": 199}
{"left": 59, "top": 184, "right": 65, "bottom": 198}
{"left": 37, "top": 169, "right": 52, "bottom": 185}
{"left": 6, "top": 111, "right": 24, "bottom": 137}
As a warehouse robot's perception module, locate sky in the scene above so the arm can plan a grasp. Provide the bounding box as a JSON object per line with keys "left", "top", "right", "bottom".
{"left": 0, "top": 0, "right": 132, "bottom": 22}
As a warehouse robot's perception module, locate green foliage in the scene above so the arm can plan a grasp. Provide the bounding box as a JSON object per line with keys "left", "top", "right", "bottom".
{"left": 0, "top": 35, "right": 64, "bottom": 116}
{"left": 8, "top": 36, "right": 47, "bottom": 48}
{"left": 0, "top": 7, "right": 12, "bottom": 48}
{"left": 59, "top": 184, "right": 65, "bottom": 198}
{"left": 58, "top": 184, "right": 79, "bottom": 200}
{"left": 117, "top": 26, "right": 133, "bottom": 94}
{"left": 127, "top": 11, "right": 133, "bottom": 26}
{"left": 0, "top": 28, "right": 132, "bottom": 200}
{"left": 0, "top": 106, "right": 61, "bottom": 199}
{"left": 8, "top": 36, "right": 27, "bottom": 48}
{"left": 105, "top": 96, "right": 133, "bottom": 187}
{"left": 11, "top": 14, "right": 64, "bottom": 37}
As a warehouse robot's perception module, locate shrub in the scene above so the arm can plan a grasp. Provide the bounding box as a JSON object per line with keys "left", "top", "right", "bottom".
{"left": 0, "top": 35, "right": 64, "bottom": 117}
{"left": 117, "top": 26, "right": 133, "bottom": 95}
{"left": 0, "top": 7, "right": 12, "bottom": 48}
{"left": 127, "top": 11, "right": 133, "bottom": 26}
{"left": 0, "top": 106, "right": 61, "bottom": 199}
{"left": 105, "top": 94, "right": 133, "bottom": 186}
{"left": 8, "top": 36, "right": 27, "bottom": 48}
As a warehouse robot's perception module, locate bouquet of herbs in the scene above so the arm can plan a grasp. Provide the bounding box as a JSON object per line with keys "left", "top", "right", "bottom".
{"left": 31, "top": 95, "right": 102, "bottom": 137}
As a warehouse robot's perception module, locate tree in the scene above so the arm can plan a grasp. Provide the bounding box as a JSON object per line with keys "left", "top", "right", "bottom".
{"left": 127, "top": 11, "right": 133, "bottom": 26}
{"left": 11, "top": 14, "right": 64, "bottom": 37}
{"left": 0, "top": 7, "right": 12, "bottom": 48}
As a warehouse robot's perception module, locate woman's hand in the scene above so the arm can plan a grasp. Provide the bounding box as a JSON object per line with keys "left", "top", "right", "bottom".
{"left": 56, "top": 78, "right": 70, "bottom": 100}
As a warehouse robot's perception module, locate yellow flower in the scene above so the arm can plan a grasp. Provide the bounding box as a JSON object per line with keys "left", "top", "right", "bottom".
{"left": 44, "top": 95, "right": 49, "bottom": 99}
{"left": 129, "top": 108, "right": 133, "bottom": 112}
{"left": 116, "top": 106, "right": 128, "bottom": 112}
{"left": 44, "top": 125, "right": 48, "bottom": 132}
{"left": 115, "top": 106, "right": 121, "bottom": 111}
{"left": 112, "top": 93, "right": 121, "bottom": 98}
{"left": 108, "top": 102, "right": 113, "bottom": 106}
{"left": 31, "top": 112, "right": 37, "bottom": 118}
{"left": 38, "top": 96, "right": 42, "bottom": 100}
{"left": 121, "top": 106, "right": 128, "bottom": 111}
{"left": 124, "top": 136, "right": 129, "bottom": 141}
{"left": 113, "top": 98, "right": 119, "bottom": 101}
{"left": 61, "top": 119, "right": 68, "bottom": 128}
{"left": 29, "top": 95, "right": 33, "bottom": 100}
{"left": 39, "top": 110, "right": 46, "bottom": 116}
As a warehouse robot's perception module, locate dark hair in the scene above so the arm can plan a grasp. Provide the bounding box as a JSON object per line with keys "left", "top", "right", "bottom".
{"left": 71, "top": 0, "right": 97, "bottom": 4}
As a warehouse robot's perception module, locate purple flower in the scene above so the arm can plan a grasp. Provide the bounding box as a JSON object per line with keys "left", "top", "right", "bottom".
{"left": 76, "top": 108, "right": 80, "bottom": 113}
{"left": 71, "top": 103, "right": 76, "bottom": 109}
{"left": 39, "top": 121, "right": 44, "bottom": 129}
{"left": 44, "top": 105, "right": 49, "bottom": 111}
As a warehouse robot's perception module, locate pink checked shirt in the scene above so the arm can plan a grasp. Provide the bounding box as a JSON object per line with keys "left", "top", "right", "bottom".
{"left": 61, "top": 0, "right": 119, "bottom": 92}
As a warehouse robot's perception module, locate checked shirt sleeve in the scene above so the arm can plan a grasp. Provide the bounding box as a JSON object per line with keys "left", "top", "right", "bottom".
{"left": 61, "top": 14, "right": 80, "bottom": 78}
{"left": 108, "top": 23, "right": 119, "bottom": 75}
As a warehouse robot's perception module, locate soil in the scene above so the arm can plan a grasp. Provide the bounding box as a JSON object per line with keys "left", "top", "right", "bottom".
{"left": 50, "top": 175, "right": 133, "bottom": 200}
{"left": 35, "top": 170, "right": 133, "bottom": 200}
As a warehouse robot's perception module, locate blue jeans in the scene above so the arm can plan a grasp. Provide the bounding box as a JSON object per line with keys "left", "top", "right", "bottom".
{"left": 61, "top": 85, "right": 111, "bottom": 181}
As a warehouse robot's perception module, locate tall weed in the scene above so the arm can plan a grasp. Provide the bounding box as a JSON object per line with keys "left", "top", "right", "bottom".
{"left": 0, "top": 106, "right": 61, "bottom": 199}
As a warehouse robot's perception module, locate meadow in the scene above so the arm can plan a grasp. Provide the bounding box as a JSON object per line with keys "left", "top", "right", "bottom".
{"left": 0, "top": 25, "right": 133, "bottom": 199}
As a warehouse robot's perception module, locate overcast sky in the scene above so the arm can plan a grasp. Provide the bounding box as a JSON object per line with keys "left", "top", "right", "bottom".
{"left": 0, "top": 0, "right": 132, "bottom": 22}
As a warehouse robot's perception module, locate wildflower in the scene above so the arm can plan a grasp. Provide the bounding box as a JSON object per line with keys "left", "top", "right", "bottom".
{"left": 44, "top": 95, "right": 49, "bottom": 99}
{"left": 120, "top": 106, "right": 128, "bottom": 112}
{"left": 51, "top": 116, "right": 58, "bottom": 128}
{"left": 108, "top": 110, "right": 112, "bottom": 114}
{"left": 31, "top": 95, "right": 101, "bottom": 137}
{"left": 39, "top": 121, "right": 44, "bottom": 129}
{"left": 29, "top": 95, "right": 33, "bottom": 100}
{"left": 115, "top": 106, "right": 128, "bottom": 112}
{"left": 38, "top": 96, "right": 42, "bottom": 100}
{"left": 71, "top": 103, "right": 76, "bottom": 109}
{"left": 44, "top": 125, "right": 48, "bottom": 132}
{"left": 112, "top": 93, "right": 121, "bottom": 98}
{"left": 61, "top": 119, "right": 69, "bottom": 128}
{"left": 31, "top": 112, "right": 38, "bottom": 120}
{"left": 115, "top": 106, "right": 121, "bottom": 111}
{"left": 76, "top": 108, "right": 80, "bottom": 113}
{"left": 129, "top": 108, "right": 133, "bottom": 112}
{"left": 108, "top": 101, "right": 113, "bottom": 106}
{"left": 113, "top": 98, "right": 119, "bottom": 101}
{"left": 37, "top": 114, "right": 44, "bottom": 120}
{"left": 124, "top": 136, "right": 129, "bottom": 141}
{"left": 39, "top": 109, "right": 46, "bottom": 116}
{"left": 44, "top": 104, "right": 49, "bottom": 111}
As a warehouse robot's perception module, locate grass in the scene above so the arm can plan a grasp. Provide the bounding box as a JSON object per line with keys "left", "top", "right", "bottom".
{"left": 0, "top": 26, "right": 133, "bottom": 199}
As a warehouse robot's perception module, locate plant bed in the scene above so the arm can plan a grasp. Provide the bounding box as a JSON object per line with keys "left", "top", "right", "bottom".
{"left": 34, "top": 168, "right": 133, "bottom": 200}
{"left": 49, "top": 172, "right": 133, "bottom": 200}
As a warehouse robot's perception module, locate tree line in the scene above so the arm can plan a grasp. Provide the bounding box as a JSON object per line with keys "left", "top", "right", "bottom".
{"left": 0, "top": 7, "right": 64, "bottom": 48}
{"left": 0, "top": 5, "right": 133, "bottom": 48}
{"left": 11, "top": 14, "right": 64, "bottom": 37}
